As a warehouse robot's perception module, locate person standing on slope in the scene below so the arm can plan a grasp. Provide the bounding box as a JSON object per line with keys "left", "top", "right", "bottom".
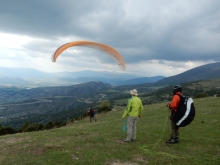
{"left": 166, "top": 85, "right": 182, "bottom": 144}
{"left": 88, "top": 107, "right": 97, "bottom": 123}
{"left": 122, "top": 89, "right": 144, "bottom": 142}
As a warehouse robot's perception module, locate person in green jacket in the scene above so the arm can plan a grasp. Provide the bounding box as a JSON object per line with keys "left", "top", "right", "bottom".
{"left": 122, "top": 89, "right": 144, "bottom": 142}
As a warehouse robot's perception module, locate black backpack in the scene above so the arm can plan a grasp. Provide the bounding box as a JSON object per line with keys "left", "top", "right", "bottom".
{"left": 173, "top": 94, "right": 195, "bottom": 127}
{"left": 89, "top": 108, "right": 94, "bottom": 116}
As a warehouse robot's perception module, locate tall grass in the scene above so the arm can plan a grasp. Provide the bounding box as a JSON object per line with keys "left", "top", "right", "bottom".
{"left": 0, "top": 97, "right": 219, "bottom": 165}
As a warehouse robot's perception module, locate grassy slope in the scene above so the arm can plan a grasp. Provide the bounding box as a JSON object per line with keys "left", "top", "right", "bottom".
{"left": 0, "top": 97, "right": 219, "bottom": 165}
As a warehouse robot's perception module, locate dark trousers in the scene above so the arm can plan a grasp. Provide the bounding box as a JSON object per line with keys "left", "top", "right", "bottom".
{"left": 170, "top": 111, "right": 179, "bottom": 137}
{"left": 170, "top": 119, "right": 179, "bottom": 137}
{"left": 90, "top": 116, "right": 96, "bottom": 123}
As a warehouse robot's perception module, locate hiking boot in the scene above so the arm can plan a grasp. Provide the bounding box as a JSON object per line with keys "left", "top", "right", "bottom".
{"left": 175, "top": 136, "right": 179, "bottom": 143}
{"left": 166, "top": 136, "right": 178, "bottom": 144}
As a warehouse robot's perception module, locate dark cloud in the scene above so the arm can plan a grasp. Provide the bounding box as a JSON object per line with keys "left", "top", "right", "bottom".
{"left": 0, "top": 0, "right": 220, "bottom": 76}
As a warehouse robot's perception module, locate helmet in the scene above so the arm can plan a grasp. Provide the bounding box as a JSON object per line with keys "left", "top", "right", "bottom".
{"left": 173, "top": 85, "right": 182, "bottom": 94}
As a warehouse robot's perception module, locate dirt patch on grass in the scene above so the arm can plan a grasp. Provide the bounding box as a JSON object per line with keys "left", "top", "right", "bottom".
{"left": 105, "top": 160, "right": 139, "bottom": 165}
{"left": 134, "top": 156, "right": 147, "bottom": 163}
{"left": 105, "top": 156, "right": 147, "bottom": 165}
{"left": 134, "top": 156, "right": 144, "bottom": 162}
{"left": 71, "top": 154, "right": 79, "bottom": 161}
{"left": 44, "top": 143, "right": 63, "bottom": 150}
{"left": 0, "top": 156, "right": 6, "bottom": 163}
{"left": 3, "top": 136, "right": 29, "bottom": 144}
{"left": 28, "top": 147, "right": 48, "bottom": 155}
{"left": 72, "top": 146, "right": 83, "bottom": 152}
{"left": 28, "top": 143, "right": 63, "bottom": 155}
{"left": 115, "top": 139, "right": 126, "bottom": 144}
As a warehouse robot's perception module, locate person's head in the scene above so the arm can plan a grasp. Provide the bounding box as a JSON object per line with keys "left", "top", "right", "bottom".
{"left": 173, "top": 85, "right": 182, "bottom": 94}
{"left": 130, "top": 89, "right": 138, "bottom": 96}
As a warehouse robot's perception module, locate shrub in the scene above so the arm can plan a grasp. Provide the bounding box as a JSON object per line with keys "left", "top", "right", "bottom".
{"left": 44, "top": 122, "right": 54, "bottom": 130}
{"left": 194, "top": 93, "right": 209, "bottom": 98}
{"left": 99, "top": 100, "right": 111, "bottom": 113}
{"left": 3, "top": 126, "right": 16, "bottom": 135}
{"left": 26, "top": 123, "right": 44, "bottom": 132}
{"left": 21, "top": 121, "right": 30, "bottom": 132}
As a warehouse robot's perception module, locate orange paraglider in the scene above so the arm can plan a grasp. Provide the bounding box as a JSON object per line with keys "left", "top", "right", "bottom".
{"left": 51, "top": 41, "right": 126, "bottom": 71}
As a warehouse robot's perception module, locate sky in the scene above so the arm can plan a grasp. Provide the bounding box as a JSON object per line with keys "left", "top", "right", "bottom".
{"left": 0, "top": 0, "right": 220, "bottom": 77}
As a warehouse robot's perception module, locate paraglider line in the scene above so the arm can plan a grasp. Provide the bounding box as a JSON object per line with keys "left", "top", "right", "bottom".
{"left": 139, "top": 108, "right": 185, "bottom": 159}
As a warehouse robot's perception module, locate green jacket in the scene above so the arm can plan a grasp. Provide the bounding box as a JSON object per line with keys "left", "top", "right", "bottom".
{"left": 122, "top": 96, "right": 144, "bottom": 118}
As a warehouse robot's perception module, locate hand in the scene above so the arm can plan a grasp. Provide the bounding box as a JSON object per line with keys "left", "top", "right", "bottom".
{"left": 166, "top": 103, "right": 170, "bottom": 107}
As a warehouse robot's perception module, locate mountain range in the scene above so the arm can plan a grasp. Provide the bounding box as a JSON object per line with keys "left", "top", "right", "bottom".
{"left": 0, "top": 61, "right": 220, "bottom": 87}
{"left": 0, "top": 67, "right": 165, "bottom": 87}
{"left": 154, "top": 61, "right": 220, "bottom": 85}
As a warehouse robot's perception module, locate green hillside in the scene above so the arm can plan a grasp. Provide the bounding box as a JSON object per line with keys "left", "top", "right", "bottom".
{"left": 0, "top": 78, "right": 219, "bottom": 131}
{"left": 0, "top": 97, "right": 219, "bottom": 165}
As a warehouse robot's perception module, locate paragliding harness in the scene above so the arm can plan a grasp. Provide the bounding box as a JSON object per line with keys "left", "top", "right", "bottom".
{"left": 171, "top": 94, "right": 195, "bottom": 127}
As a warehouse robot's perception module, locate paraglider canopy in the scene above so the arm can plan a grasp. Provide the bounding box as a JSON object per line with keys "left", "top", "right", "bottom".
{"left": 51, "top": 41, "right": 126, "bottom": 71}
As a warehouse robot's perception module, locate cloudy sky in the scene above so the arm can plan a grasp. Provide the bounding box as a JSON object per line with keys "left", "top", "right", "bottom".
{"left": 0, "top": 0, "right": 220, "bottom": 77}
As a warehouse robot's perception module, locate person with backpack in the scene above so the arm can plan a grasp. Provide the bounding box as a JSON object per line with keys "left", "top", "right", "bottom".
{"left": 166, "top": 85, "right": 182, "bottom": 144}
{"left": 166, "top": 85, "right": 195, "bottom": 144}
{"left": 122, "top": 89, "right": 144, "bottom": 142}
{"left": 88, "top": 107, "right": 97, "bottom": 123}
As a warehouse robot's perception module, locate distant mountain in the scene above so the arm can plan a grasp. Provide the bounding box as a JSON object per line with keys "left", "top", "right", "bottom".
{"left": 119, "top": 76, "right": 165, "bottom": 85}
{"left": 3, "top": 61, "right": 219, "bottom": 87}
{"left": 0, "top": 67, "right": 165, "bottom": 87}
{"left": 50, "top": 70, "right": 137, "bottom": 79}
{"left": 0, "top": 77, "right": 28, "bottom": 85}
{"left": 0, "top": 67, "right": 50, "bottom": 79}
{"left": 49, "top": 70, "right": 165, "bottom": 85}
{"left": 55, "top": 76, "right": 165, "bottom": 86}
{"left": 154, "top": 62, "right": 220, "bottom": 85}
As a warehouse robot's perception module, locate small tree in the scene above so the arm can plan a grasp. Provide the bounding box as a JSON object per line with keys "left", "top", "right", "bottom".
{"left": 99, "top": 100, "right": 111, "bottom": 113}
{"left": 44, "top": 122, "right": 54, "bottom": 130}
{"left": 21, "top": 121, "right": 30, "bottom": 132}
{"left": 0, "top": 124, "right": 3, "bottom": 135}
{"left": 26, "top": 123, "right": 44, "bottom": 132}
